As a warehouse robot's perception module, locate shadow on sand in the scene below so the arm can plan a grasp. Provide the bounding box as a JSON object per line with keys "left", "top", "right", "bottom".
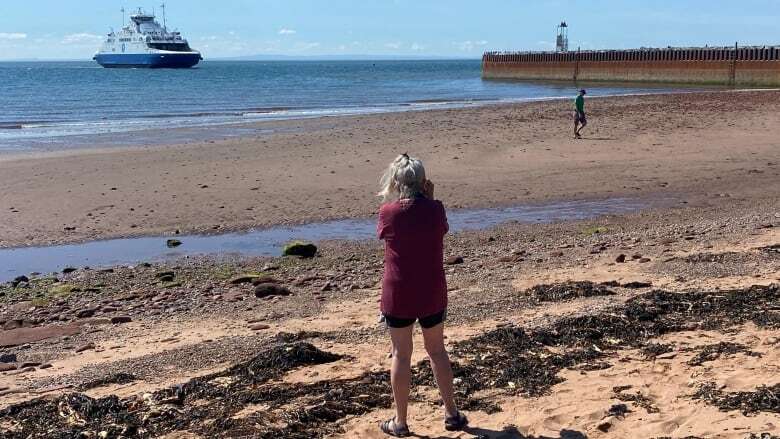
{"left": 411, "top": 425, "right": 588, "bottom": 439}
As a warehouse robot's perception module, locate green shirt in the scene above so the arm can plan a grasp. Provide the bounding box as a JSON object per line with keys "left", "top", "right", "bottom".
{"left": 575, "top": 95, "right": 585, "bottom": 113}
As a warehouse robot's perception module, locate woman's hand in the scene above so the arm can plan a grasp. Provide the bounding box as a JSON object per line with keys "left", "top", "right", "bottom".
{"left": 422, "top": 179, "right": 435, "bottom": 199}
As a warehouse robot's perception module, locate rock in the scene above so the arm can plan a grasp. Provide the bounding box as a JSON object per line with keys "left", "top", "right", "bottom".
{"left": 10, "top": 276, "right": 29, "bottom": 287}
{"left": 551, "top": 251, "right": 565, "bottom": 258}
{"left": 638, "top": 258, "right": 652, "bottom": 263}
{"left": 155, "top": 270, "right": 174, "bottom": 278}
{"left": 0, "top": 324, "right": 82, "bottom": 348}
{"left": 62, "top": 267, "right": 77, "bottom": 274}
{"left": 0, "top": 353, "right": 17, "bottom": 363}
{"left": 76, "top": 308, "right": 97, "bottom": 319}
{"left": 249, "top": 323, "right": 270, "bottom": 331}
{"left": 498, "top": 254, "right": 525, "bottom": 263}
{"left": 631, "top": 254, "right": 643, "bottom": 260}
{"left": 622, "top": 281, "right": 653, "bottom": 289}
{"left": 764, "top": 336, "right": 779, "bottom": 345}
{"left": 0, "top": 363, "right": 16, "bottom": 373}
{"left": 254, "top": 283, "right": 292, "bottom": 299}
{"left": 166, "top": 239, "right": 182, "bottom": 248}
{"left": 39, "top": 363, "right": 53, "bottom": 369}
{"left": 158, "top": 275, "right": 175, "bottom": 283}
{"left": 251, "top": 276, "right": 281, "bottom": 286}
{"left": 20, "top": 362, "right": 41, "bottom": 368}
{"left": 615, "top": 254, "right": 627, "bottom": 263}
{"left": 75, "top": 342, "right": 96, "bottom": 353}
{"left": 111, "top": 316, "right": 132, "bottom": 324}
{"left": 102, "top": 307, "right": 118, "bottom": 313}
{"left": 282, "top": 241, "right": 318, "bottom": 258}
{"left": 445, "top": 256, "right": 465, "bottom": 265}
{"left": 3, "top": 320, "right": 23, "bottom": 331}
{"left": 597, "top": 420, "right": 613, "bottom": 433}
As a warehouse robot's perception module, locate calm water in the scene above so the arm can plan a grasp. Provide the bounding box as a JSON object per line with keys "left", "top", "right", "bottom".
{"left": 0, "top": 60, "right": 688, "bottom": 151}
{"left": 0, "top": 197, "right": 657, "bottom": 282}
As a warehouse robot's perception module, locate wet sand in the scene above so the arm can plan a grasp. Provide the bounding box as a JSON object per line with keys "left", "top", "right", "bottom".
{"left": 1, "top": 90, "right": 780, "bottom": 248}
{"left": 0, "top": 89, "right": 779, "bottom": 438}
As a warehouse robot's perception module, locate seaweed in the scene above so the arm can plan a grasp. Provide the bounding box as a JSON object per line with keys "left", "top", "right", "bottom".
{"left": 77, "top": 372, "right": 137, "bottom": 391}
{"left": 526, "top": 281, "right": 616, "bottom": 303}
{"left": 641, "top": 342, "right": 674, "bottom": 359}
{"left": 2, "top": 284, "right": 779, "bottom": 437}
{"left": 694, "top": 383, "right": 780, "bottom": 415}
{"left": 686, "top": 342, "right": 762, "bottom": 367}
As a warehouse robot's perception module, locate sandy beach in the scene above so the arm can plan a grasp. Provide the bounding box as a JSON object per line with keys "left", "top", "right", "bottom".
{"left": 0, "top": 90, "right": 779, "bottom": 438}
{"left": 1, "top": 90, "right": 779, "bottom": 248}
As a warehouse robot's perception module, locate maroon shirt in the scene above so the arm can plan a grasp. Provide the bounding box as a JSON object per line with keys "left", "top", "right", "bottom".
{"left": 377, "top": 197, "right": 449, "bottom": 319}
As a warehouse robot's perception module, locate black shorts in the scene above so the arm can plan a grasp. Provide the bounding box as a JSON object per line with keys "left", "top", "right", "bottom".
{"left": 574, "top": 111, "right": 587, "bottom": 124}
{"left": 383, "top": 310, "right": 447, "bottom": 329}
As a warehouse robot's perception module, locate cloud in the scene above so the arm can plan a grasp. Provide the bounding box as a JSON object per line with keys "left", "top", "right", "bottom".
{"left": 385, "top": 42, "right": 401, "bottom": 50}
{"left": 0, "top": 33, "right": 27, "bottom": 40}
{"left": 410, "top": 42, "right": 425, "bottom": 51}
{"left": 61, "top": 33, "right": 103, "bottom": 44}
{"left": 455, "top": 40, "right": 488, "bottom": 52}
{"left": 278, "top": 28, "right": 296, "bottom": 35}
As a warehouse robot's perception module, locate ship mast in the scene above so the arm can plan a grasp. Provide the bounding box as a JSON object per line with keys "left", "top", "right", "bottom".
{"left": 161, "top": 3, "right": 167, "bottom": 31}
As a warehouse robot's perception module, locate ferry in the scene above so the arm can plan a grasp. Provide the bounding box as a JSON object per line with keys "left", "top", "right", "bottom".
{"left": 93, "top": 6, "right": 202, "bottom": 68}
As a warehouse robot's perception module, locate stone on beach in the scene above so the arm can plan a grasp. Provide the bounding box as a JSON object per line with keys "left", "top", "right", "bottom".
{"left": 254, "top": 283, "right": 292, "bottom": 299}
{"left": 166, "top": 239, "right": 183, "bottom": 248}
{"left": 0, "top": 324, "right": 82, "bottom": 348}
{"left": 282, "top": 241, "right": 318, "bottom": 258}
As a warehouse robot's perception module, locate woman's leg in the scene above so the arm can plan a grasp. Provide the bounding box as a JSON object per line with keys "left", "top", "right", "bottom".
{"left": 421, "top": 323, "right": 458, "bottom": 418}
{"left": 389, "top": 325, "right": 414, "bottom": 427}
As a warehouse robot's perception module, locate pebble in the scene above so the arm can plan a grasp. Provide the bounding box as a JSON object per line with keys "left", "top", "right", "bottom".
{"left": 249, "top": 323, "right": 271, "bottom": 331}
{"left": 76, "top": 309, "right": 97, "bottom": 319}
{"left": 111, "top": 316, "right": 132, "bottom": 324}
{"left": 0, "top": 364, "right": 16, "bottom": 373}
{"left": 76, "top": 343, "right": 96, "bottom": 353}
{"left": 445, "top": 256, "right": 465, "bottom": 265}
{"left": 615, "top": 254, "right": 627, "bottom": 263}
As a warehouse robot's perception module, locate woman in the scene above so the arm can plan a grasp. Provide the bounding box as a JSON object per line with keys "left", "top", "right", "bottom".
{"left": 377, "top": 154, "right": 468, "bottom": 437}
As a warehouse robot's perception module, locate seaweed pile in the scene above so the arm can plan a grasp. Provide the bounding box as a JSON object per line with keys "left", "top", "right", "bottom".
{"left": 0, "top": 342, "right": 367, "bottom": 439}
{"left": 694, "top": 383, "right": 780, "bottom": 415}
{"left": 686, "top": 342, "right": 762, "bottom": 367}
{"left": 641, "top": 342, "right": 674, "bottom": 359}
{"left": 526, "top": 281, "right": 615, "bottom": 303}
{"left": 1, "top": 284, "right": 778, "bottom": 438}
{"left": 422, "top": 284, "right": 779, "bottom": 414}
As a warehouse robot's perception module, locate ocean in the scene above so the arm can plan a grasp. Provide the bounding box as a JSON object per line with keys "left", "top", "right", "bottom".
{"left": 0, "top": 59, "right": 688, "bottom": 152}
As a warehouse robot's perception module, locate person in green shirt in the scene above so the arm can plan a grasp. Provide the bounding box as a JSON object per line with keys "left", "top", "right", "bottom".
{"left": 574, "top": 89, "right": 587, "bottom": 139}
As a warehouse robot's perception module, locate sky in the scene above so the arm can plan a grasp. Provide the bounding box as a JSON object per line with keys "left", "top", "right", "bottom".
{"left": 1, "top": 0, "right": 780, "bottom": 60}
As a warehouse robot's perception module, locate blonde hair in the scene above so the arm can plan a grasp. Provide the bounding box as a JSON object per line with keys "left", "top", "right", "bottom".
{"left": 378, "top": 154, "right": 426, "bottom": 203}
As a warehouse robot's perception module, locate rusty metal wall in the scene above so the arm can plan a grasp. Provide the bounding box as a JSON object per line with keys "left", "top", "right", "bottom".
{"left": 481, "top": 49, "right": 780, "bottom": 86}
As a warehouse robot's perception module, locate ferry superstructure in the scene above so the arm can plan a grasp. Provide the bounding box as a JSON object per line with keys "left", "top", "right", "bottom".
{"left": 93, "top": 7, "right": 202, "bottom": 68}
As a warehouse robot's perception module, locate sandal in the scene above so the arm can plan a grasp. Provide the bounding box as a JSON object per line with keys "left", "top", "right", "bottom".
{"left": 380, "top": 417, "right": 410, "bottom": 437}
{"left": 444, "top": 411, "right": 469, "bottom": 431}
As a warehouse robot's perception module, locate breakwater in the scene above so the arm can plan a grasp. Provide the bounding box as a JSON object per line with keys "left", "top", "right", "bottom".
{"left": 482, "top": 45, "right": 780, "bottom": 86}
